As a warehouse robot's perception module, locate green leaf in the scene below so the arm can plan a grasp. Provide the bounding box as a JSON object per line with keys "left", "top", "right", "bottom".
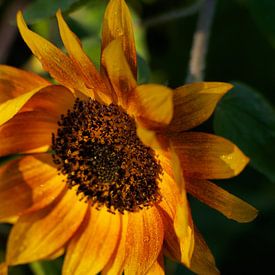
{"left": 247, "top": 0, "right": 275, "bottom": 48}
{"left": 137, "top": 55, "right": 151, "bottom": 84}
{"left": 30, "top": 258, "right": 63, "bottom": 275}
{"left": 214, "top": 81, "right": 275, "bottom": 182}
{"left": 23, "top": 0, "right": 90, "bottom": 24}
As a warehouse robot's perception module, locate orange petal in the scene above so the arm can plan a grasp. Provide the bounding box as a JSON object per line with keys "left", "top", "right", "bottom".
{"left": 102, "top": 40, "right": 137, "bottom": 107}
{"left": 0, "top": 65, "right": 49, "bottom": 104}
{"left": 63, "top": 207, "right": 121, "bottom": 275}
{"left": 168, "top": 82, "right": 232, "bottom": 132}
{"left": 101, "top": 0, "right": 137, "bottom": 78}
{"left": 102, "top": 213, "right": 128, "bottom": 274}
{"left": 186, "top": 178, "right": 258, "bottom": 222}
{"left": 124, "top": 207, "right": 164, "bottom": 274}
{"left": 171, "top": 132, "right": 249, "bottom": 179}
{"left": 146, "top": 252, "right": 165, "bottom": 275}
{"left": 0, "top": 85, "right": 75, "bottom": 157}
{"left": 7, "top": 188, "right": 87, "bottom": 265}
{"left": 56, "top": 10, "right": 112, "bottom": 104}
{"left": 0, "top": 87, "right": 45, "bottom": 126}
{"left": 16, "top": 11, "right": 90, "bottom": 96}
{"left": 0, "top": 263, "right": 8, "bottom": 275}
{"left": 0, "top": 111, "right": 56, "bottom": 156}
{"left": 164, "top": 147, "right": 194, "bottom": 267}
{"left": 129, "top": 84, "right": 173, "bottom": 130}
{"left": 0, "top": 154, "right": 64, "bottom": 219}
{"left": 189, "top": 228, "right": 220, "bottom": 275}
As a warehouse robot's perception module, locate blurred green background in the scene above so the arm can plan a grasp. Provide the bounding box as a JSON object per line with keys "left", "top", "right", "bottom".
{"left": 0, "top": 0, "right": 275, "bottom": 274}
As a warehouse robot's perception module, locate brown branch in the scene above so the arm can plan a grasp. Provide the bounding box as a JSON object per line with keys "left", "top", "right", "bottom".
{"left": 185, "top": 0, "right": 217, "bottom": 83}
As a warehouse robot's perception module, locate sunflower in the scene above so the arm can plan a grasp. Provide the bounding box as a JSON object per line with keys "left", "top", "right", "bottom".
{"left": 0, "top": 0, "right": 257, "bottom": 274}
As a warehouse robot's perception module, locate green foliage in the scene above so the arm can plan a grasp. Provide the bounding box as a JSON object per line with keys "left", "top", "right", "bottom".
{"left": 23, "top": 0, "right": 90, "bottom": 24}
{"left": 137, "top": 55, "right": 151, "bottom": 84}
{"left": 247, "top": 0, "right": 275, "bottom": 48}
{"left": 29, "top": 258, "right": 63, "bottom": 275}
{"left": 214, "top": 82, "right": 275, "bottom": 182}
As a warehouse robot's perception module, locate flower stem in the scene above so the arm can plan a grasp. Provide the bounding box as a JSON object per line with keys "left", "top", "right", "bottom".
{"left": 185, "top": 0, "right": 217, "bottom": 83}
{"left": 142, "top": 0, "right": 203, "bottom": 28}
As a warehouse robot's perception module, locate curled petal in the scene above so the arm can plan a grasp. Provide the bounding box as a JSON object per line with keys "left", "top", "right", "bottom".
{"left": 129, "top": 84, "right": 173, "bottom": 130}
{"left": 17, "top": 11, "right": 90, "bottom": 96}
{"left": 0, "top": 65, "right": 49, "bottom": 104}
{"left": 0, "top": 155, "right": 64, "bottom": 219}
{"left": 168, "top": 82, "right": 232, "bottom": 132}
{"left": 189, "top": 228, "right": 220, "bottom": 275}
{"left": 7, "top": 188, "right": 87, "bottom": 265}
{"left": 186, "top": 178, "right": 258, "bottom": 222}
{"left": 101, "top": 0, "right": 137, "bottom": 78}
{"left": 171, "top": 132, "right": 249, "bottom": 179}
{"left": 102, "top": 40, "right": 137, "bottom": 107}
{"left": 56, "top": 10, "right": 112, "bottom": 104}
{"left": 63, "top": 207, "right": 121, "bottom": 275}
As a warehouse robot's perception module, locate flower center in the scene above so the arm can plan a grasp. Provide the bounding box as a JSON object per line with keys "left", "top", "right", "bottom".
{"left": 52, "top": 98, "right": 162, "bottom": 213}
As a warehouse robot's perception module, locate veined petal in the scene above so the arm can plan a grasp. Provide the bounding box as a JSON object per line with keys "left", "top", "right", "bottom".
{"left": 124, "top": 207, "right": 164, "bottom": 275}
{"left": 186, "top": 178, "right": 258, "bottom": 222}
{"left": 171, "top": 132, "right": 249, "bottom": 179}
{"left": 102, "top": 40, "right": 137, "bottom": 107}
{"left": 102, "top": 213, "right": 129, "bottom": 274}
{"left": 189, "top": 228, "right": 220, "bottom": 275}
{"left": 16, "top": 11, "right": 90, "bottom": 96}
{"left": 7, "top": 188, "right": 88, "bottom": 265}
{"left": 56, "top": 10, "right": 112, "bottom": 104}
{"left": 0, "top": 65, "right": 49, "bottom": 104}
{"left": 129, "top": 84, "right": 173, "bottom": 129}
{"left": 0, "top": 85, "right": 75, "bottom": 157}
{"left": 0, "top": 155, "right": 64, "bottom": 219}
{"left": 168, "top": 82, "right": 232, "bottom": 132}
{"left": 63, "top": 207, "right": 121, "bottom": 275}
{"left": 101, "top": 0, "right": 137, "bottom": 78}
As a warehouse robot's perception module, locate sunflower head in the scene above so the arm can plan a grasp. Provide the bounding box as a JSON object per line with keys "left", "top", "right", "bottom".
{"left": 0, "top": 0, "right": 258, "bottom": 274}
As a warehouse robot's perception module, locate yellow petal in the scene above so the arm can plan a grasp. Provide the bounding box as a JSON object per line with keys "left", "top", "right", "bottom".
{"left": 189, "top": 228, "right": 220, "bottom": 275}
{"left": 101, "top": 0, "right": 137, "bottom": 78}
{"left": 171, "top": 132, "right": 249, "bottom": 179}
{"left": 146, "top": 253, "right": 165, "bottom": 275}
{"left": 16, "top": 11, "right": 89, "bottom": 96}
{"left": 102, "top": 213, "right": 128, "bottom": 275}
{"left": 0, "top": 85, "right": 75, "bottom": 157}
{"left": 124, "top": 207, "right": 164, "bottom": 275}
{"left": 186, "top": 178, "right": 258, "bottom": 222}
{"left": 63, "top": 207, "right": 121, "bottom": 275}
{"left": 0, "top": 155, "right": 65, "bottom": 219}
{"left": 0, "top": 65, "right": 49, "bottom": 104}
{"left": 102, "top": 40, "right": 137, "bottom": 107}
{"left": 129, "top": 84, "right": 173, "bottom": 129}
{"left": 7, "top": 188, "right": 87, "bottom": 265}
{"left": 168, "top": 82, "right": 232, "bottom": 132}
{"left": 0, "top": 87, "right": 44, "bottom": 126}
{"left": 56, "top": 10, "right": 112, "bottom": 104}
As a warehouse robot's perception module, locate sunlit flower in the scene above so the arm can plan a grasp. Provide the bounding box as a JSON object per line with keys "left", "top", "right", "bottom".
{"left": 0, "top": 0, "right": 257, "bottom": 274}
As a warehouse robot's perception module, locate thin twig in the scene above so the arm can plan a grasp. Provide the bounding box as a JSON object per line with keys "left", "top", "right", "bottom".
{"left": 185, "top": 0, "right": 216, "bottom": 83}
{"left": 142, "top": 0, "right": 203, "bottom": 28}
{"left": 0, "top": 0, "right": 29, "bottom": 63}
